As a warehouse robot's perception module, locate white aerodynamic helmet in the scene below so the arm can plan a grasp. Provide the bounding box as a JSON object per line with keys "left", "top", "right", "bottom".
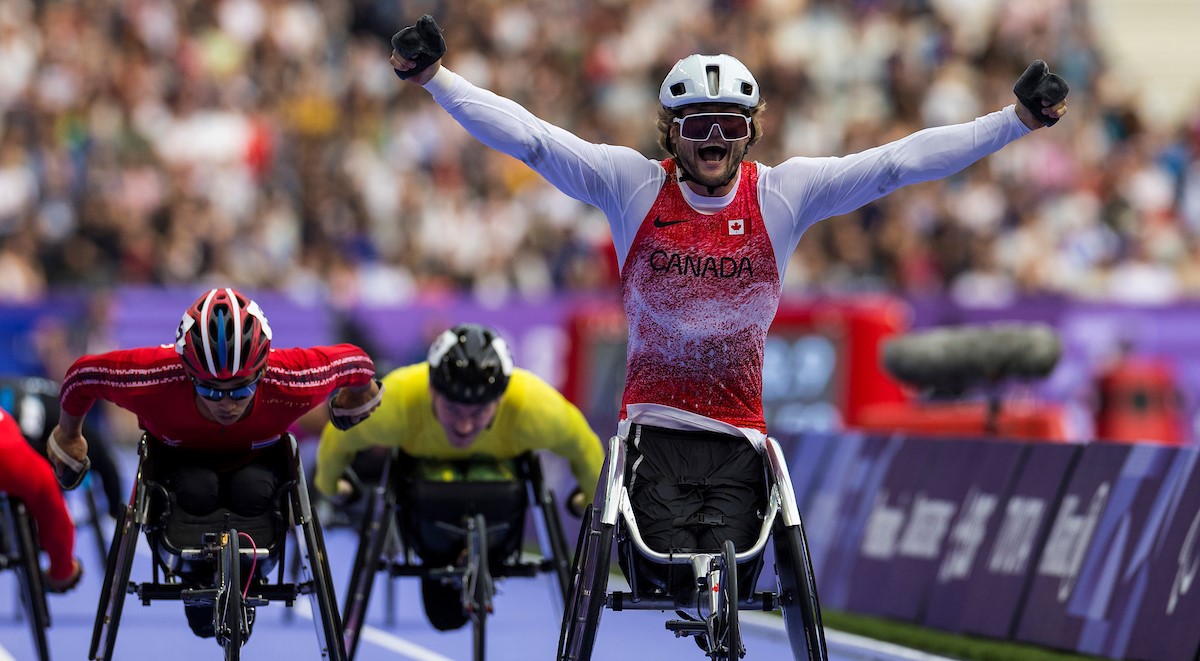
{"left": 659, "top": 54, "right": 760, "bottom": 109}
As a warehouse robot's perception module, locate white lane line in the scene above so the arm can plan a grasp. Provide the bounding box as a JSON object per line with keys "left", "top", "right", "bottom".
{"left": 741, "top": 612, "right": 958, "bottom": 661}
{"left": 357, "top": 625, "right": 458, "bottom": 661}
{"left": 293, "top": 597, "right": 455, "bottom": 661}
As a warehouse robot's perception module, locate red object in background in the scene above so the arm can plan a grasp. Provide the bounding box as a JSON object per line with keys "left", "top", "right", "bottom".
{"left": 562, "top": 295, "right": 911, "bottom": 434}
{"left": 244, "top": 117, "right": 274, "bottom": 179}
{"left": 1094, "top": 357, "right": 1185, "bottom": 445}
{"left": 855, "top": 400, "right": 1071, "bottom": 442}
{"left": 770, "top": 296, "right": 910, "bottom": 428}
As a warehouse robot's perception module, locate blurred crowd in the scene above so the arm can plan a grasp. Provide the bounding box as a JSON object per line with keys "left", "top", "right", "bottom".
{"left": 1, "top": 0, "right": 1199, "bottom": 308}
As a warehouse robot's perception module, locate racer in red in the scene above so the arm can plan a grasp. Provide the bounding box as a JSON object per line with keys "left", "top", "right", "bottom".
{"left": 0, "top": 407, "right": 81, "bottom": 593}
{"left": 47, "top": 287, "right": 383, "bottom": 638}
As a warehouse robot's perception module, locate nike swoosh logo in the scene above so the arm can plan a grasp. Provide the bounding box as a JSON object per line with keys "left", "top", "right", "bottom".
{"left": 653, "top": 216, "right": 690, "bottom": 228}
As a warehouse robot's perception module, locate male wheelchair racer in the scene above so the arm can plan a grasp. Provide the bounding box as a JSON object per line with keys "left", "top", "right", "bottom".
{"left": 558, "top": 426, "right": 828, "bottom": 661}
{"left": 89, "top": 433, "right": 345, "bottom": 660}
{"left": 342, "top": 448, "right": 573, "bottom": 660}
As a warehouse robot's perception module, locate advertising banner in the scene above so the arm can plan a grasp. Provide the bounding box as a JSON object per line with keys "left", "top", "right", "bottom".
{"left": 843, "top": 438, "right": 935, "bottom": 618}
{"left": 802, "top": 432, "right": 903, "bottom": 610}
{"left": 1039, "top": 444, "right": 1186, "bottom": 658}
{"left": 958, "top": 442, "right": 1081, "bottom": 640}
{"left": 1124, "top": 448, "right": 1200, "bottom": 661}
{"left": 920, "top": 439, "right": 1030, "bottom": 632}
{"left": 1015, "top": 443, "right": 1161, "bottom": 651}
{"left": 780, "top": 431, "right": 839, "bottom": 513}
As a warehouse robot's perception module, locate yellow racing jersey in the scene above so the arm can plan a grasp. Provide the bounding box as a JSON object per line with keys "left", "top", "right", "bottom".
{"left": 315, "top": 364, "right": 603, "bottom": 502}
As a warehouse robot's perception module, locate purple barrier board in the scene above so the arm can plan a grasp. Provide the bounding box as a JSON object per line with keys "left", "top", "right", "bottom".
{"left": 802, "top": 432, "right": 903, "bottom": 610}
{"left": 1064, "top": 444, "right": 1190, "bottom": 658}
{"left": 958, "top": 442, "right": 1081, "bottom": 640}
{"left": 843, "top": 438, "right": 935, "bottom": 618}
{"left": 918, "top": 439, "right": 1030, "bottom": 632}
{"left": 1014, "top": 443, "right": 1177, "bottom": 653}
{"left": 754, "top": 432, "right": 838, "bottom": 593}
{"left": 1124, "top": 448, "right": 1200, "bottom": 661}
{"left": 779, "top": 431, "right": 839, "bottom": 513}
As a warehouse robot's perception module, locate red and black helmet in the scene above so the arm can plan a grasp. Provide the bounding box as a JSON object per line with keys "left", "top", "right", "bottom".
{"left": 174, "top": 288, "right": 273, "bottom": 381}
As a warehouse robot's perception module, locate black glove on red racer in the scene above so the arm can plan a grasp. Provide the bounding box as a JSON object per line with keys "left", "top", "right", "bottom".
{"left": 392, "top": 14, "right": 446, "bottom": 81}
{"left": 1013, "top": 60, "right": 1069, "bottom": 127}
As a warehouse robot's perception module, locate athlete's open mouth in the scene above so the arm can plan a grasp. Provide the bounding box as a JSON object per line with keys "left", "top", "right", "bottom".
{"left": 699, "top": 146, "right": 727, "bottom": 162}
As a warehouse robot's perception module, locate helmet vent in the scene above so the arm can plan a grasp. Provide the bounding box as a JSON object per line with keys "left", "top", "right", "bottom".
{"left": 741, "top": 82, "right": 754, "bottom": 96}
{"left": 705, "top": 65, "right": 720, "bottom": 95}
{"left": 670, "top": 82, "right": 686, "bottom": 97}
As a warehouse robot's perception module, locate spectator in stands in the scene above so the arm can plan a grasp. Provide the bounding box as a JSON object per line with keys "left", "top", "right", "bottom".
{"left": 0, "top": 0, "right": 1195, "bottom": 303}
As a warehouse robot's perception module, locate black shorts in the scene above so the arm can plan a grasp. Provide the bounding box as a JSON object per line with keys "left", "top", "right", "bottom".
{"left": 625, "top": 424, "right": 766, "bottom": 553}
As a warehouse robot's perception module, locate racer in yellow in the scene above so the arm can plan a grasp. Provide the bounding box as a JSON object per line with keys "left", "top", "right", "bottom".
{"left": 315, "top": 322, "right": 604, "bottom": 630}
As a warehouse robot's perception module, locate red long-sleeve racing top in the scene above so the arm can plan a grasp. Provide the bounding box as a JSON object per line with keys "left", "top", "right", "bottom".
{"left": 60, "top": 344, "right": 375, "bottom": 463}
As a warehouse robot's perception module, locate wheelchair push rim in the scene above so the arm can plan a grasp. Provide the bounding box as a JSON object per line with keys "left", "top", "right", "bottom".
{"left": 774, "top": 521, "right": 828, "bottom": 661}
{"left": 342, "top": 467, "right": 397, "bottom": 660}
{"left": 217, "top": 529, "right": 245, "bottom": 659}
{"left": 90, "top": 497, "right": 141, "bottom": 660}
{"left": 556, "top": 504, "right": 613, "bottom": 661}
{"left": 3, "top": 498, "right": 52, "bottom": 661}
{"left": 292, "top": 468, "right": 348, "bottom": 661}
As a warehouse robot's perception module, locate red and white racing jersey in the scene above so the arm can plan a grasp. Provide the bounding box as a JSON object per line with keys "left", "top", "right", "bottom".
{"left": 620, "top": 160, "right": 779, "bottom": 431}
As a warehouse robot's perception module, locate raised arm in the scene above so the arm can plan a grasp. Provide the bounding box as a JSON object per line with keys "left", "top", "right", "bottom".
{"left": 768, "top": 60, "right": 1069, "bottom": 232}
{"left": 388, "top": 15, "right": 659, "bottom": 214}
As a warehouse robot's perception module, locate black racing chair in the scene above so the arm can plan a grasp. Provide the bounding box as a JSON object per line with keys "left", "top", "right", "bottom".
{"left": 558, "top": 432, "right": 827, "bottom": 661}
{"left": 342, "top": 449, "right": 573, "bottom": 660}
{"left": 89, "top": 434, "right": 345, "bottom": 661}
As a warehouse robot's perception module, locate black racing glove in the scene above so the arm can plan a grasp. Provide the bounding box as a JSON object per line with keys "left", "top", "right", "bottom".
{"left": 1013, "top": 60, "right": 1069, "bottom": 127}
{"left": 328, "top": 378, "right": 385, "bottom": 431}
{"left": 48, "top": 434, "right": 91, "bottom": 491}
{"left": 391, "top": 14, "right": 446, "bottom": 81}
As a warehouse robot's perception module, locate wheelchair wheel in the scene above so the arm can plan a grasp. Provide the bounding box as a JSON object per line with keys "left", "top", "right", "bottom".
{"left": 711, "top": 539, "right": 741, "bottom": 661}
{"left": 541, "top": 489, "right": 571, "bottom": 603}
{"left": 7, "top": 499, "right": 51, "bottom": 661}
{"left": 91, "top": 501, "right": 139, "bottom": 661}
{"left": 524, "top": 453, "right": 571, "bottom": 604}
{"left": 466, "top": 513, "right": 492, "bottom": 661}
{"left": 773, "top": 521, "right": 828, "bottom": 661}
{"left": 82, "top": 473, "right": 111, "bottom": 563}
{"left": 296, "top": 488, "right": 347, "bottom": 661}
{"left": 556, "top": 504, "right": 613, "bottom": 661}
{"left": 218, "top": 530, "right": 244, "bottom": 660}
{"left": 343, "top": 477, "right": 396, "bottom": 660}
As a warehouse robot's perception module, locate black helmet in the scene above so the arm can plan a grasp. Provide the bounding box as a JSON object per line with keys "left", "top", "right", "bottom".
{"left": 427, "top": 323, "right": 513, "bottom": 404}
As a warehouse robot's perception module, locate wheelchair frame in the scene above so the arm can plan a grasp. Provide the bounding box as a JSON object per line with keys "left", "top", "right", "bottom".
{"left": 0, "top": 494, "right": 52, "bottom": 661}
{"left": 558, "top": 433, "right": 828, "bottom": 661}
{"left": 342, "top": 449, "right": 573, "bottom": 661}
{"left": 88, "top": 434, "right": 346, "bottom": 661}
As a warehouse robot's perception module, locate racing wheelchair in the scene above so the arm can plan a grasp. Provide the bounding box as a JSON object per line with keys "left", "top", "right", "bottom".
{"left": 557, "top": 430, "right": 827, "bottom": 661}
{"left": 342, "top": 449, "right": 573, "bottom": 660}
{"left": 89, "top": 434, "right": 345, "bottom": 660}
{"left": 0, "top": 494, "right": 52, "bottom": 661}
